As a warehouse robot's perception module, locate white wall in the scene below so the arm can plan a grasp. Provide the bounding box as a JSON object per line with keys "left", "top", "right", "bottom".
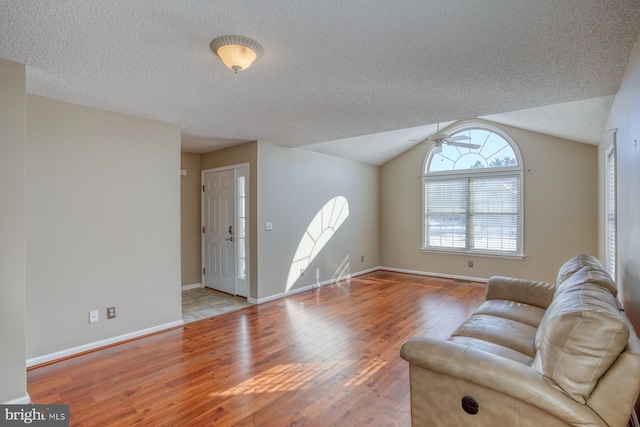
{"left": 599, "top": 35, "right": 640, "bottom": 333}
{"left": 380, "top": 118, "right": 598, "bottom": 283}
{"left": 256, "top": 142, "right": 379, "bottom": 300}
{"left": 0, "top": 58, "right": 28, "bottom": 403}
{"left": 25, "top": 95, "right": 182, "bottom": 360}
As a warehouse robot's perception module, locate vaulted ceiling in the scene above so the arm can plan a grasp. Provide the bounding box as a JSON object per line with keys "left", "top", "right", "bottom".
{"left": 2, "top": 1, "right": 639, "bottom": 164}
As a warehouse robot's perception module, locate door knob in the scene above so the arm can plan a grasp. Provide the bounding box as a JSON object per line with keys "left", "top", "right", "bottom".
{"left": 225, "top": 236, "right": 234, "bottom": 242}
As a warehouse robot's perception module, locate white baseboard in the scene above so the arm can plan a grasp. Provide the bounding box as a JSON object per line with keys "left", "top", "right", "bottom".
{"left": 182, "top": 282, "right": 202, "bottom": 291}
{"left": 247, "top": 266, "right": 482, "bottom": 304}
{"left": 26, "top": 320, "right": 184, "bottom": 368}
{"left": 248, "top": 267, "right": 378, "bottom": 305}
{"left": 248, "top": 282, "right": 318, "bottom": 304}
{"left": 351, "top": 266, "right": 382, "bottom": 277}
{"left": 4, "top": 393, "right": 31, "bottom": 404}
{"left": 379, "top": 266, "right": 488, "bottom": 284}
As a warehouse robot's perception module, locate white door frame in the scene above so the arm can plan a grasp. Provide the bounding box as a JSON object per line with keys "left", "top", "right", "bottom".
{"left": 201, "top": 163, "right": 250, "bottom": 297}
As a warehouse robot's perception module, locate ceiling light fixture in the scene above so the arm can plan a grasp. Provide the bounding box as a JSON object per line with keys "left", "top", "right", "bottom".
{"left": 210, "top": 35, "right": 264, "bottom": 73}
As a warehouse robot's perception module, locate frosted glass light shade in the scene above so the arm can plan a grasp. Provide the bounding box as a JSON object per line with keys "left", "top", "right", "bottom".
{"left": 217, "top": 45, "right": 257, "bottom": 72}
{"left": 210, "top": 36, "right": 264, "bottom": 73}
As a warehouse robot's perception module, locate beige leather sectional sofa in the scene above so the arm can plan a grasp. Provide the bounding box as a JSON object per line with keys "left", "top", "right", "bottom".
{"left": 400, "top": 254, "right": 640, "bottom": 427}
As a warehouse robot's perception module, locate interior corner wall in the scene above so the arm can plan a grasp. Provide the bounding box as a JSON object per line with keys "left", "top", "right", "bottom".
{"left": 200, "top": 141, "right": 258, "bottom": 298}
{"left": 380, "top": 118, "right": 598, "bottom": 284}
{"left": 256, "top": 142, "right": 380, "bottom": 300}
{"left": 181, "top": 151, "right": 202, "bottom": 286}
{"left": 599, "top": 35, "right": 640, "bottom": 334}
{"left": 25, "top": 95, "right": 182, "bottom": 360}
{"left": 0, "top": 58, "right": 27, "bottom": 403}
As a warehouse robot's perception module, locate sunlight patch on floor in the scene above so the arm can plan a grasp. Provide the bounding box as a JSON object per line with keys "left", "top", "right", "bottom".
{"left": 211, "top": 357, "right": 387, "bottom": 397}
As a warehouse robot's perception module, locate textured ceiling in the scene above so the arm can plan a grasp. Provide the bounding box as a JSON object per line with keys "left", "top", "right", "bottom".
{"left": 1, "top": 1, "right": 639, "bottom": 165}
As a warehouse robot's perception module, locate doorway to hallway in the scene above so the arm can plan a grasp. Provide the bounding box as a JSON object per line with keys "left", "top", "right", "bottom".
{"left": 201, "top": 164, "right": 249, "bottom": 297}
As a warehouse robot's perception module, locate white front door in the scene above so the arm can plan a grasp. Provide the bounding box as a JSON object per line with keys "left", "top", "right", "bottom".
{"left": 203, "top": 169, "right": 236, "bottom": 295}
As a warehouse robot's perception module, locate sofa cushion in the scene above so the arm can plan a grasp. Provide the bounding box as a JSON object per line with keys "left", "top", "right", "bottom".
{"left": 555, "top": 265, "right": 617, "bottom": 297}
{"left": 452, "top": 314, "right": 538, "bottom": 357}
{"left": 449, "top": 336, "right": 534, "bottom": 365}
{"left": 533, "top": 283, "right": 629, "bottom": 404}
{"left": 556, "top": 254, "right": 604, "bottom": 286}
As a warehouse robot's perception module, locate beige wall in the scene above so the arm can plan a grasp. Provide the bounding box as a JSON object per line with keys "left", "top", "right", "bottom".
{"left": 25, "top": 95, "right": 182, "bottom": 360}
{"left": 380, "top": 118, "right": 598, "bottom": 283}
{"left": 256, "top": 142, "right": 380, "bottom": 300}
{"left": 599, "top": 35, "right": 640, "bottom": 335}
{"left": 201, "top": 142, "right": 258, "bottom": 298}
{"left": 181, "top": 151, "right": 201, "bottom": 286}
{"left": 0, "top": 58, "right": 27, "bottom": 403}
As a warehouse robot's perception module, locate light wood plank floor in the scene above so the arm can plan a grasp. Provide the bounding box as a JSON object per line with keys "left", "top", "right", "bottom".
{"left": 27, "top": 271, "right": 485, "bottom": 426}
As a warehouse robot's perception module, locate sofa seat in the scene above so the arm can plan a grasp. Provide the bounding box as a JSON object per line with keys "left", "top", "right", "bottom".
{"left": 448, "top": 336, "right": 534, "bottom": 365}
{"left": 451, "top": 313, "right": 538, "bottom": 358}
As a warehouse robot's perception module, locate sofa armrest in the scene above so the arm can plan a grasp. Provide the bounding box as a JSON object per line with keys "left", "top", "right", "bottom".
{"left": 485, "top": 276, "right": 555, "bottom": 309}
{"left": 400, "top": 337, "right": 604, "bottom": 425}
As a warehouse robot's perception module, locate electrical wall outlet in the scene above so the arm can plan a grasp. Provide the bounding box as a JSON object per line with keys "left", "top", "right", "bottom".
{"left": 300, "top": 268, "right": 304, "bottom": 276}
{"left": 107, "top": 306, "right": 116, "bottom": 319}
{"left": 361, "top": 256, "right": 365, "bottom": 262}
{"left": 468, "top": 260, "right": 474, "bottom": 267}
{"left": 89, "top": 310, "right": 99, "bottom": 323}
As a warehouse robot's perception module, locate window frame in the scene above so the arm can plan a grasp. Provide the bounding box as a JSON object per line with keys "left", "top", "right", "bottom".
{"left": 421, "top": 123, "right": 524, "bottom": 258}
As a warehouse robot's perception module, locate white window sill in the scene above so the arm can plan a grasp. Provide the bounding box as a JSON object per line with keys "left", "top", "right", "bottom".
{"left": 421, "top": 248, "right": 525, "bottom": 260}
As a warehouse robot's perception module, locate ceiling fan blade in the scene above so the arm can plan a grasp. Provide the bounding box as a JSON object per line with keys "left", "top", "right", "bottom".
{"left": 447, "top": 141, "right": 481, "bottom": 149}
{"left": 448, "top": 135, "right": 471, "bottom": 142}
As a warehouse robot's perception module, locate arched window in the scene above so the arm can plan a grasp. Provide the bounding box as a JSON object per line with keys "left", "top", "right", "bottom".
{"left": 422, "top": 124, "right": 524, "bottom": 257}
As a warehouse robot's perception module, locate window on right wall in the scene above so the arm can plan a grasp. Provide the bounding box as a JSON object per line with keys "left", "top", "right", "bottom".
{"left": 422, "top": 124, "right": 524, "bottom": 257}
{"left": 605, "top": 136, "right": 617, "bottom": 279}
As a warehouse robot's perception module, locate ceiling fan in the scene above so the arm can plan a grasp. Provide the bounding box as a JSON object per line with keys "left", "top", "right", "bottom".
{"left": 419, "top": 125, "right": 481, "bottom": 153}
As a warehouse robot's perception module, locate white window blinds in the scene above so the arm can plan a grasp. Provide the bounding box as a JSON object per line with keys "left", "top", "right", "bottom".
{"left": 606, "top": 144, "right": 616, "bottom": 278}
{"left": 424, "top": 173, "right": 522, "bottom": 255}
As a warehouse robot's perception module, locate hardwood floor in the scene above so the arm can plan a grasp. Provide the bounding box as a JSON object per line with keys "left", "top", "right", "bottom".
{"left": 27, "top": 271, "right": 486, "bottom": 426}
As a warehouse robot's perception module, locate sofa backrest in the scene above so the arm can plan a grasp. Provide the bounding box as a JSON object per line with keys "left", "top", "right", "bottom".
{"left": 533, "top": 282, "right": 630, "bottom": 404}
{"left": 556, "top": 254, "right": 617, "bottom": 297}
{"left": 555, "top": 265, "right": 618, "bottom": 297}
